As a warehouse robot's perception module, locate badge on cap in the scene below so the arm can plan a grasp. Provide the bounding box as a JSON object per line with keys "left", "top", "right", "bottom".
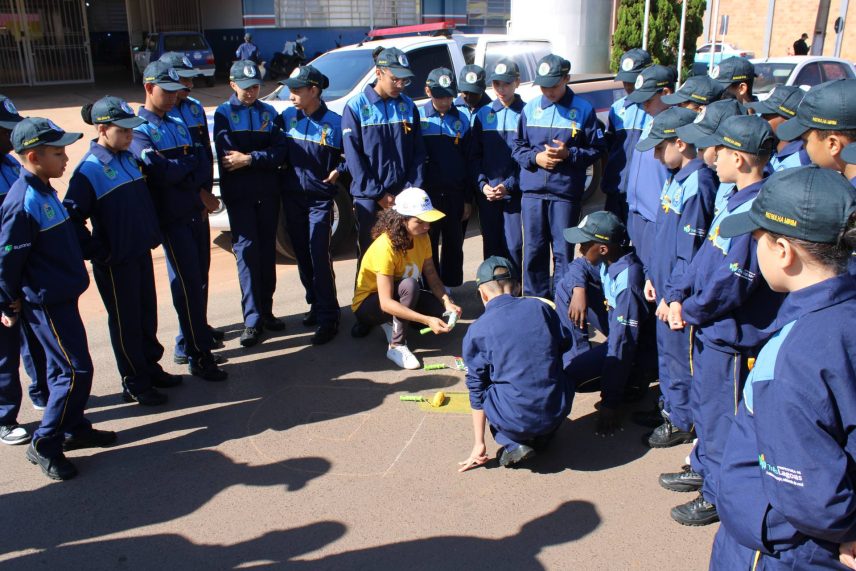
{"left": 289, "top": 67, "right": 301, "bottom": 78}
{"left": 439, "top": 75, "right": 451, "bottom": 88}
{"left": 710, "top": 65, "right": 720, "bottom": 79}
{"left": 168, "top": 68, "right": 179, "bottom": 81}
{"left": 3, "top": 99, "right": 16, "bottom": 114}
{"left": 634, "top": 75, "right": 645, "bottom": 89}
{"left": 538, "top": 62, "right": 551, "bottom": 76}
{"left": 494, "top": 63, "right": 507, "bottom": 75}
{"left": 465, "top": 71, "right": 478, "bottom": 84}
{"left": 621, "top": 57, "right": 634, "bottom": 71}
{"left": 245, "top": 65, "right": 256, "bottom": 78}
{"left": 398, "top": 54, "right": 409, "bottom": 67}
{"left": 120, "top": 101, "right": 134, "bottom": 115}
{"left": 694, "top": 106, "right": 707, "bottom": 124}
{"left": 182, "top": 56, "right": 193, "bottom": 68}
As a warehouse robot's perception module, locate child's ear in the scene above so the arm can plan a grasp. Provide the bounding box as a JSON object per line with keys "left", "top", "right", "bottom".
{"left": 424, "top": 86, "right": 432, "bottom": 99}
{"left": 828, "top": 134, "right": 846, "bottom": 158}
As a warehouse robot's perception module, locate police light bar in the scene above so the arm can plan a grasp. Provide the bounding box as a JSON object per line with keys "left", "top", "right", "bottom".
{"left": 367, "top": 21, "right": 456, "bottom": 38}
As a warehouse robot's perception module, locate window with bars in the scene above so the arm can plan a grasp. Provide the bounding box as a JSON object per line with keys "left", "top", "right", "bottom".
{"left": 467, "top": 0, "right": 509, "bottom": 29}
{"left": 275, "top": 0, "right": 420, "bottom": 28}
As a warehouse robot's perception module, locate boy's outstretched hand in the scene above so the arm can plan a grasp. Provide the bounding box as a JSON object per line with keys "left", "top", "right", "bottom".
{"left": 458, "top": 443, "right": 489, "bottom": 472}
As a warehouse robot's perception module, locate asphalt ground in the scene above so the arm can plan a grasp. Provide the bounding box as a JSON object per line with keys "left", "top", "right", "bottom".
{"left": 0, "top": 79, "right": 715, "bottom": 570}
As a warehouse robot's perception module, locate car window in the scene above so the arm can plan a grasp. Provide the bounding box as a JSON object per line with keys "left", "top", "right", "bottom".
{"left": 402, "top": 44, "right": 453, "bottom": 100}
{"left": 821, "top": 61, "right": 853, "bottom": 81}
{"left": 794, "top": 62, "right": 822, "bottom": 87}
{"left": 484, "top": 41, "right": 551, "bottom": 84}
{"left": 753, "top": 63, "right": 796, "bottom": 94}
{"left": 461, "top": 43, "right": 476, "bottom": 66}
{"left": 163, "top": 34, "right": 208, "bottom": 52}
{"left": 274, "top": 48, "right": 374, "bottom": 102}
{"left": 697, "top": 45, "right": 710, "bottom": 54}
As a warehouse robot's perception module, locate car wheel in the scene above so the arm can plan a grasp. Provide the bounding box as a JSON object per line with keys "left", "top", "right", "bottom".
{"left": 581, "top": 160, "right": 603, "bottom": 203}
{"left": 275, "top": 183, "right": 355, "bottom": 260}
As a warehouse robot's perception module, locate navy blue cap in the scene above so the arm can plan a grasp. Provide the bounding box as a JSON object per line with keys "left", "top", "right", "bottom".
{"left": 626, "top": 65, "right": 678, "bottom": 104}
{"left": 476, "top": 255, "right": 519, "bottom": 286}
{"left": 534, "top": 54, "right": 571, "bottom": 88}
{"left": 710, "top": 56, "right": 755, "bottom": 86}
{"left": 615, "top": 48, "right": 652, "bottom": 83}
{"left": 0, "top": 95, "right": 23, "bottom": 130}
{"left": 488, "top": 58, "right": 520, "bottom": 83}
{"left": 661, "top": 75, "right": 726, "bottom": 106}
{"left": 426, "top": 67, "right": 456, "bottom": 98}
{"left": 12, "top": 117, "right": 82, "bottom": 153}
{"left": 280, "top": 65, "right": 329, "bottom": 90}
{"left": 375, "top": 47, "right": 414, "bottom": 79}
{"left": 700, "top": 114, "right": 775, "bottom": 155}
{"left": 143, "top": 61, "right": 186, "bottom": 91}
{"left": 563, "top": 211, "right": 626, "bottom": 245}
{"left": 458, "top": 65, "right": 486, "bottom": 94}
{"left": 86, "top": 96, "right": 146, "bottom": 129}
{"left": 230, "top": 60, "right": 261, "bottom": 89}
{"left": 635, "top": 106, "right": 699, "bottom": 152}
{"left": 720, "top": 165, "right": 856, "bottom": 243}
{"left": 752, "top": 85, "right": 806, "bottom": 118}
{"left": 776, "top": 79, "right": 856, "bottom": 141}
{"left": 675, "top": 99, "right": 745, "bottom": 146}
{"left": 158, "top": 51, "right": 201, "bottom": 78}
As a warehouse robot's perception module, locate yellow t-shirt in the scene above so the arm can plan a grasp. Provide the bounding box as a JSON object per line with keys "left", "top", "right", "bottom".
{"left": 351, "top": 232, "right": 433, "bottom": 311}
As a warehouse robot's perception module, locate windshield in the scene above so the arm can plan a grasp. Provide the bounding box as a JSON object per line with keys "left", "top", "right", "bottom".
{"left": 753, "top": 63, "right": 797, "bottom": 94}
{"left": 273, "top": 49, "right": 375, "bottom": 102}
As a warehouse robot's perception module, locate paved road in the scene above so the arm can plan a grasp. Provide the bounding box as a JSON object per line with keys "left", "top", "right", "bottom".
{"left": 0, "top": 81, "right": 715, "bottom": 570}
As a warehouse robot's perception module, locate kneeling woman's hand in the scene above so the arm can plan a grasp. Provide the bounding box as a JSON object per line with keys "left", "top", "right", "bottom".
{"left": 426, "top": 315, "right": 452, "bottom": 335}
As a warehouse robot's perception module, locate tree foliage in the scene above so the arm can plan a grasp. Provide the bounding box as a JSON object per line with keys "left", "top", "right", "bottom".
{"left": 611, "top": 0, "right": 707, "bottom": 76}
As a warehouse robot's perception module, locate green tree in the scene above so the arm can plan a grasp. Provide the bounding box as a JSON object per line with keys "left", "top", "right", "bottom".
{"left": 611, "top": 0, "right": 707, "bottom": 78}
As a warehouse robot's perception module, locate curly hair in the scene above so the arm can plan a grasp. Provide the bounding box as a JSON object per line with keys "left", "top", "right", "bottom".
{"left": 371, "top": 209, "right": 413, "bottom": 253}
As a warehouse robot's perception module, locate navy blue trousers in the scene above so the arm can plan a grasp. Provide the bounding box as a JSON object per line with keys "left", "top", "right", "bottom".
{"left": 656, "top": 320, "right": 693, "bottom": 431}
{"left": 504, "top": 195, "right": 523, "bottom": 273}
{"left": 92, "top": 252, "right": 164, "bottom": 395}
{"left": 476, "top": 192, "right": 508, "bottom": 261}
{"left": 226, "top": 196, "right": 279, "bottom": 328}
{"left": 162, "top": 220, "right": 212, "bottom": 358}
{"left": 353, "top": 197, "right": 380, "bottom": 268}
{"left": 427, "top": 191, "right": 465, "bottom": 287}
{"left": 175, "top": 215, "right": 213, "bottom": 358}
{"left": 25, "top": 300, "right": 93, "bottom": 458}
{"left": 0, "top": 318, "right": 47, "bottom": 424}
{"left": 553, "top": 279, "right": 608, "bottom": 369}
{"left": 626, "top": 211, "right": 653, "bottom": 269}
{"left": 521, "top": 195, "right": 581, "bottom": 298}
{"left": 690, "top": 340, "right": 748, "bottom": 506}
{"left": 283, "top": 192, "right": 339, "bottom": 326}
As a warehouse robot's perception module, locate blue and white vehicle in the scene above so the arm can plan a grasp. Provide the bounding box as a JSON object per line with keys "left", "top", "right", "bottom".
{"left": 134, "top": 31, "right": 216, "bottom": 87}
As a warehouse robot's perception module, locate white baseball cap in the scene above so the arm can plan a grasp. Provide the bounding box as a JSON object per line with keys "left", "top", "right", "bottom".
{"left": 393, "top": 187, "right": 445, "bottom": 222}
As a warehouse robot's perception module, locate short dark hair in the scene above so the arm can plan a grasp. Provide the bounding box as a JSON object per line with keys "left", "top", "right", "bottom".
{"left": 768, "top": 211, "right": 856, "bottom": 274}
{"left": 815, "top": 128, "right": 856, "bottom": 144}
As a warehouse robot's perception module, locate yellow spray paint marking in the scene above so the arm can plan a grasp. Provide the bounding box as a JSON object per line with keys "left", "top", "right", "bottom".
{"left": 416, "top": 391, "right": 472, "bottom": 414}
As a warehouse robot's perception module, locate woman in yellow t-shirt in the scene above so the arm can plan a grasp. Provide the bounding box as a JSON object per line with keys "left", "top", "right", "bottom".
{"left": 351, "top": 188, "right": 463, "bottom": 369}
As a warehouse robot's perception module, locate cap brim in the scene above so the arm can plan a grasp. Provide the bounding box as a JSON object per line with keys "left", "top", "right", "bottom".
{"left": 660, "top": 92, "right": 689, "bottom": 105}
{"left": 44, "top": 132, "right": 83, "bottom": 147}
{"left": 414, "top": 209, "right": 445, "bottom": 223}
{"left": 112, "top": 116, "right": 146, "bottom": 128}
{"left": 153, "top": 80, "right": 189, "bottom": 92}
{"left": 615, "top": 70, "right": 640, "bottom": 83}
{"left": 562, "top": 227, "right": 596, "bottom": 244}
{"left": 488, "top": 73, "right": 518, "bottom": 84}
{"left": 458, "top": 83, "right": 484, "bottom": 94}
{"left": 626, "top": 88, "right": 657, "bottom": 104}
{"left": 281, "top": 78, "right": 310, "bottom": 89}
{"left": 382, "top": 66, "right": 414, "bottom": 79}
{"left": 175, "top": 69, "right": 202, "bottom": 78}
{"left": 776, "top": 116, "right": 809, "bottom": 142}
{"left": 635, "top": 136, "right": 664, "bottom": 152}
{"left": 534, "top": 75, "right": 563, "bottom": 88}
{"left": 718, "top": 210, "right": 760, "bottom": 238}
{"left": 694, "top": 132, "right": 722, "bottom": 149}
{"left": 428, "top": 86, "right": 456, "bottom": 98}
{"left": 0, "top": 119, "right": 22, "bottom": 130}
{"left": 234, "top": 78, "right": 262, "bottom": 89}
{"left": 675, "top": 123, "right": 707, "bottom": 145}
{"left": 842, "top": 143, "right": 856, "bottom": 165}
{"left": 750, "top": 99, "right": 778, "bottom": 115}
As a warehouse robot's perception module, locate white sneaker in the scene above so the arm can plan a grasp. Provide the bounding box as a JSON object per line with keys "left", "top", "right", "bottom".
{"left": 381, "top": 322, "right": 393, "bottom": 344}
{"left": 0, "top": 424, "right": 30, "bottom": 445}
{"left": 386, "top": 344, "right": 420, "bottom": 370}
{"left": 32, "top": 403, "right": 46, "bottom": 411}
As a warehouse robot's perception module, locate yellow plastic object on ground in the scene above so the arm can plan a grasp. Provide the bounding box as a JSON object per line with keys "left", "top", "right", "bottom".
{"left": 416, "top": 391, "right": 472, "bottom": 414}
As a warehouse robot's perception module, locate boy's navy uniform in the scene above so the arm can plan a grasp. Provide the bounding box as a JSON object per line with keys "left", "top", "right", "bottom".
{"left": 341, "top": 48, "right": 425, "bottom": 259}
{"left": 277, "top": 66, "right": 344, "bottom": 331}
{"left": 65, "top": 134, "right": 165, "bottom": 397}
{"left": 752, "top": 86, "right": 811, "bottom": 173}
{"left": 513, "top": 55, "right": 606, "bottom": 298}
{"left": 214, "top": 61, "right": 288, "bottom": 332}
{"left": 454, "top": 64, "right": 491, "bottom": 127}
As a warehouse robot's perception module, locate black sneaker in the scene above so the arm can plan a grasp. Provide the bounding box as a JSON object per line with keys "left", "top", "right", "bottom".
{"left": 63, "top": 428, "right": 118, "bottom": 451}
{"left": 646, "top": 420, "right": 695, "bottom": 448}
{"left": 122, "top": 388, "right": 168, "bottom": 406}
{"left": 498, "top": 444, "right": 536, "bottom": 468}
{"left": 659, "top": 465, "right": 703, "bottom": 492}
{"left": 262, "top": 315, "right": 286, "bottom": 332}
{"left": 210, "top": 328, "right": 225, "bottom": 342}
{"left": 632, "top": 407, "right": 665, "bottom": 428}
{"left": 174, "top": 352, "right": 225, "bottom": 365}
{"left": 151, "top": 370, "right": 183, "bottom": 389}
{"left": 26, "top": 445, "right": 77, "bottom": 481}
{"left": 302, "top": 310, "right": 317, "bottom": 327}
{"left": 350, "top": 322, "right": 372, "bottom": 338}
{"left": 311, "top": 324, "right": 338, "bottom": 345}
{"left": 240, "top": 327, "right": 262, "bottom": 347}
{"left": 189, "top": 355, "right": 228, "bottom": 382}
{"left": 671, "top": 493, "right": 719, "bottom": 526}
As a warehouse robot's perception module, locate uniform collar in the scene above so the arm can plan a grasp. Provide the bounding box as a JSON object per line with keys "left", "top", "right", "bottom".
{"left": 728, "top": 178, "right": 765, "bottom": 209}
{"left": 454, "top": 93, "right": 492, "bottom": 111}
{"left": 422, "top": 101, "right": 461, "bottom": 119}
{"left": 21, "top": 168, "right": 54, "bottom": 195}
{"left": 769, "top": 274, "right": 856, "bottom": 330}
{"left": 364, "top": 83, "right": 405, "bottom": 106}
{"left": 777, "top": 139, "right": 804, "bottom": 158}
{"left": 484, "top": 293, "right": 516, "bottom": 311}
{"left": 88, "top": 139, "right": 117, "bottom": 165}
{"left": 673, "top": 158, "right": 705, "bottom": 183}
{"left": 229, "top": 93, "right": 260, "bottom": 109}
{"left": 539, "top": 87, "right": 574, "bottom": 110}
{"left": 297, "top": 101, "right": 329, "bottom": 122}
{"left": 138, "top": 107, "right": 165, "bottom": 127}
{"left": 2, "top": 153, "right": 18, "bottom": 169}
{"left": 490, "top": 95, "right": 523, "bottom": 112}
{"left": 606, "top": 250, "right": 638, "bottom": 279}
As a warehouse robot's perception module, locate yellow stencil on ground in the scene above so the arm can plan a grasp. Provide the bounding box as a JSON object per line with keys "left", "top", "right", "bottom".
{"left": 417, "top": 391, "right": 472, "bottom": 414}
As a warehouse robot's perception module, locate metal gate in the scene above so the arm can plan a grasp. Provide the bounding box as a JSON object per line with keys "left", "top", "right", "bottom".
{"left": 0, "top": 0, "right": 93, "bottom": 86}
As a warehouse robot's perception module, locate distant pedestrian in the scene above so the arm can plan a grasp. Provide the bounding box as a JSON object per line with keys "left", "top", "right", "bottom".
{"left": 793, "top": 33, "right": 809, "bottom": 56}
{"left": 235, "top": 33, "right": 260, "bottom": 65}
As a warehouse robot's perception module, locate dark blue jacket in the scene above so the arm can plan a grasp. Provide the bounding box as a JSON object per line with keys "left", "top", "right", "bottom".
{"left": 601, "top": 96, "right": 650, "bottom": 196}
{"left": 554, "top": 255, "right": 607, "bottom": 365}
{"left": 512, "top": 88, "right": 606, "bottom": 201}
{"left": 277, "top": 102, "right": 344, "bottom": 200}
{"left": 625, "top": 122, "right": 670, "bottom": 222}
{"left": 463, "top": 294, "right": 572, "bottom": 438}
{"left": 167, "top": 96, "right": 213, "bottom": 191}
{"left": 646, "top": 158, "right": 717, "bottom": 298}
{"left": 715, "top": 274, "right": 856, "bottom": 567}
{"left": 665, "top": 180, "right": 783, "bottom": 351}
{"left": 234, "top": 42, "right": 260, "bottom": 64}
{"left": 0, "top": 154, "right": 20, "bottom": 202}
{"left": 420, "top": 101, "right": 472, "bottom": 197}
{"left": 341, "top": 84, "right": 425, "bottom": 201}
{"left": 454, "top": 93, "right": 492, "bottom": 128}
{"left": 131, "top": 107, "right": 208, "bottom": 226}
{"left": 0, "top": 170, "right": 89, "bottom": 306}
{"left": 214, "top": 95, "right": 287, "bottom": 204}
{"left": 770, "top": 139, "right": 811, "bottom": 172}
{"left": 472, "top": 96, "right": 525, "bottom": 198}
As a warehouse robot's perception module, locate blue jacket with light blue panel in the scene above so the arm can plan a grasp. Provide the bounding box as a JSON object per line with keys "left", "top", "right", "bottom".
{"left": 131, "top": 108, "right": 208, "bottom": 226}
{"left": 420, "top": 101, "right": 472, "bottom": 197}
{"left": 646, "top": 158, "right": 717, "bottom": 296}
{"left": 277, "top": 102, "right": 345, "bottom": 200}
{"left": 342, "top": 84, "right": 425, "bottom": 201}
{"left": 601, "top": 96, "right": 650, "bottom": 196}
{"left": 0, "top": 154, "right": 20, "bottom": 203}
{"left": 0, "top": 171, "right": 89, "bottom": 306}
{"left": 214, "top": 95, "right": 287, "bottom": 204}
{"left": 624, "top": 124, "right": 670, "bottom": 222}
{"left": 512, "top": 88, "right": 606, "bottom": 201}
{"left": 713, "top": 274, "right": 856, "bottom": 570}
{"left": 769, "top": 139, "right": 810, "bottom": 172}
{"left": 64, "top": 141, "right": 161, "bottom": 266}
{"left": 665, "top": 180, "right": 783, "bottom": 351}
{"left": 472, "top": 96, "right": 525, "bottom": 198}
{"left": 167, "top": 96, "right": 213, "bottom": 191}
{"left": 454, "top": 93, "right": 492, "bottom": 128}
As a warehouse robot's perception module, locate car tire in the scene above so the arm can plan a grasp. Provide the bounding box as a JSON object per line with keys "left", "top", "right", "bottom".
{"left": 581, "top": 160, "right": 603, "bottom": 203}
{"left": 275, "top": 183, "right": 355, "bottom": 260}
